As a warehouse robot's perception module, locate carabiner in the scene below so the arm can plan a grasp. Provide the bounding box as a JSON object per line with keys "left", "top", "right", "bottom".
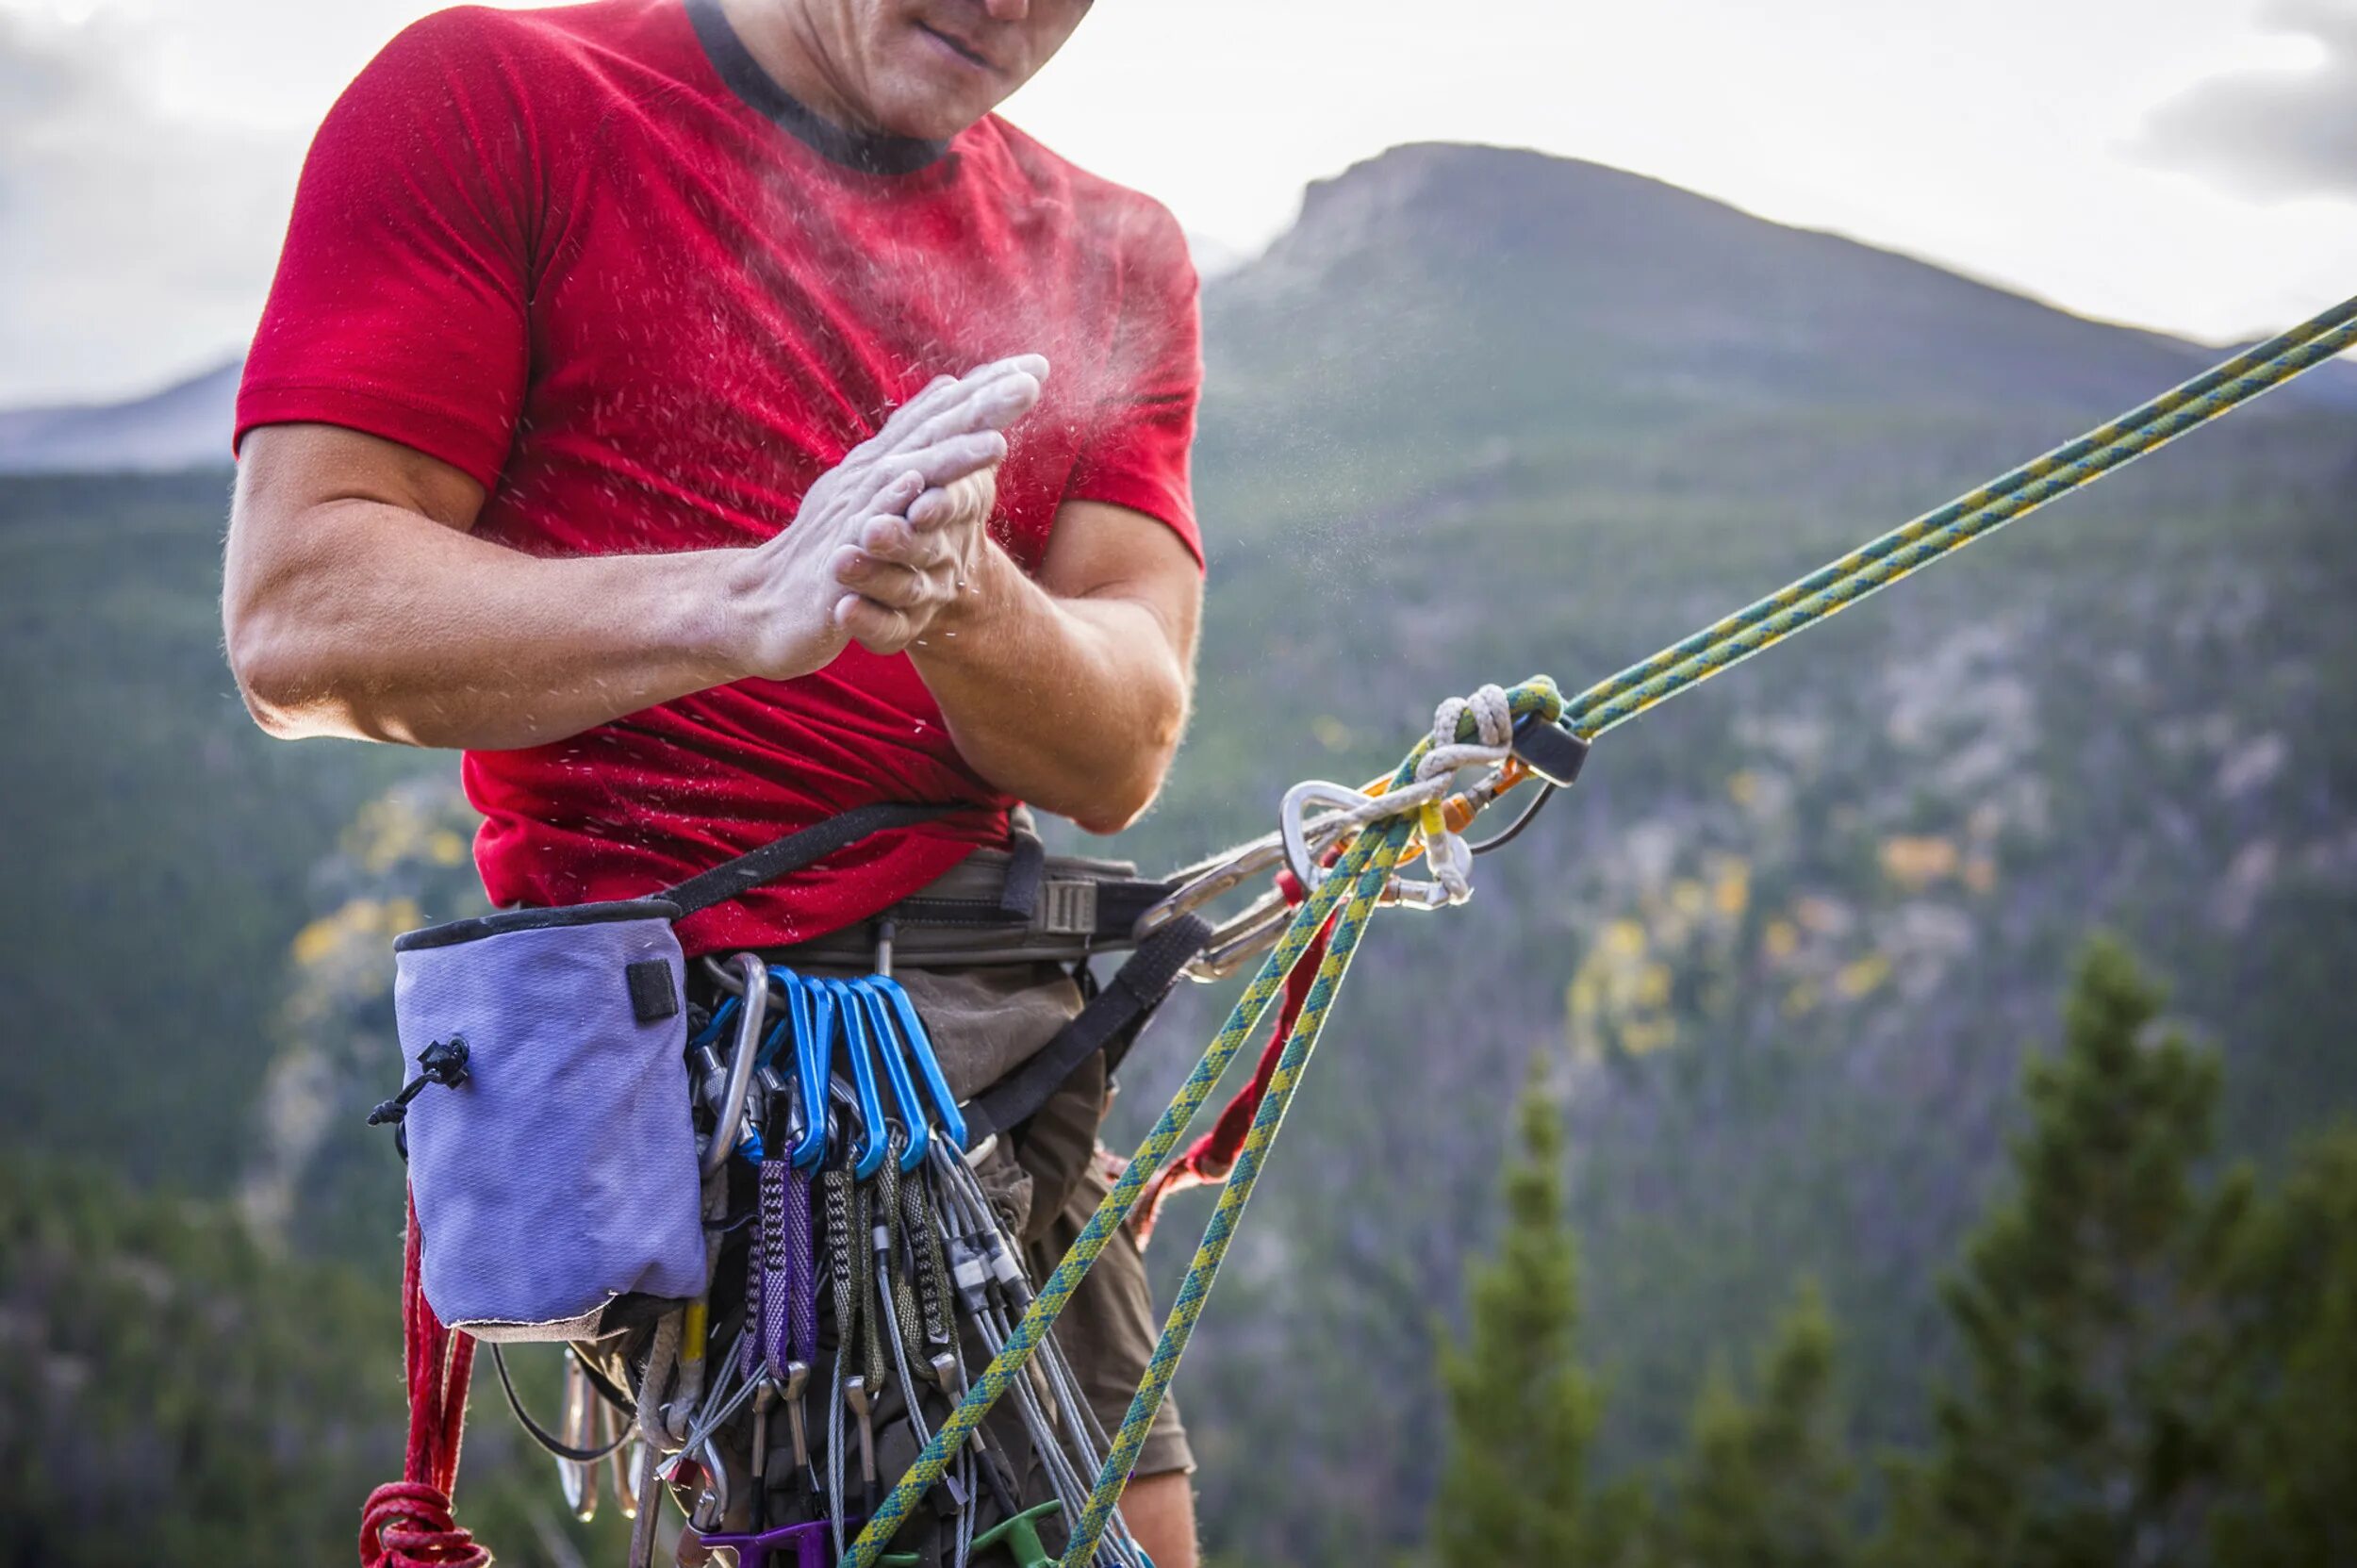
{"left": 1280, "top": 778, "right": 1459, "bottom": 912}
{"left": 1133, "top": 834, "right": 1287, "bottom": 941}
{"left": 834, "top": 978, "right": 931, "bottom": 1172}
{"left": 855, "top": 974, "right": 966, "bottom": 1156}
{"left": 768, "top": 968, "right": 832, "bottom": 1171}
{"left": 699, "top": 952, "right": 767, "bottom": 1180}
{"left": 816, "top": 979, "right": 890, "bottom": 1180}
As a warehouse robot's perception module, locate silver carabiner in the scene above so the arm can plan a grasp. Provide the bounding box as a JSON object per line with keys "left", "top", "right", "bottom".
{"left": 1132, "top": 834, "right": 1288, "bottom": 941}
{"left": 1277, "top": 779, "right": 1383, "bottom": 894}
{"left": 1279, "top": 779, "right": 1456, "bottom": 911}
{"left": 699, "top": 951, "right": 767, "bottom": 1180}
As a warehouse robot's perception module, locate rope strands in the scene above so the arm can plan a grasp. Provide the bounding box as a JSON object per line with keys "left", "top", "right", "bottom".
{"left": 1059, "top": 819, "right": 1417, "bottom": 1566}
{"left": 841, "top": 817, "right": 1416, "bottom": 1566}
{"left": 1561, "top": 292, "right": 2357, "bottom": 739}
{"left": 360, "top": 1197, "right": 489, "bottom": 1568}
{"left": 843, "top": 682, "right": 1569, "bottom": 1568}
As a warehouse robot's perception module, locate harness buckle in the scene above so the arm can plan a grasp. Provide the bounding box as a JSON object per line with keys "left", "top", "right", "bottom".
{"left": 1037, "top": 879, "right": 1098, "bottom": 936}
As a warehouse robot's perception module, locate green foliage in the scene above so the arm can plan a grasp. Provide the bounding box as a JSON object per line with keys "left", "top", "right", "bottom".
{"left": 0, "top": 1148, "right": 624, "bottom": 1567}
{"left": 0, "top": 1148, "right": 403, "bottom": 1564}
{"left": 0, "top": 470, "right": 434, "bottom": 1190}
{"left": 1653, "top": 1279, "right": 1856, "bottom": 1568}
{"left": 2206, "top": 1123, "right": 2357, "bottom": 1568}
{"left": 1882, "top": 936, "right": 2250, "bottom": 1566}
{"left": 1429, "top": 1078, "right": 1627, "bottom": 1568}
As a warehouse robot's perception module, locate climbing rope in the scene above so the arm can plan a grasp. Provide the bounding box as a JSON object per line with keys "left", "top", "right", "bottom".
{"left": 361, "top": 1197, "right": 489, "bottom": 1568}
{"left": 371, "top": 289, "right": 2351, "bottom": 1566}
{"left": 1562, "top": 293, "right": 2357, "bottom": 739}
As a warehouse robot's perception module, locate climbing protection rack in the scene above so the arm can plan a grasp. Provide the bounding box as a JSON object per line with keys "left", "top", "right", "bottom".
{"left": 846, "top": 289, "right": 2357, "bottom": 1567}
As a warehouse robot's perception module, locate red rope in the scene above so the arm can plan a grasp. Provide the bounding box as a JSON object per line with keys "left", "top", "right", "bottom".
{"left": 1136, "top": 912, "right": 1333, "bottom": 1245}
{"left": 360, "top": 1193, "right": 490, "bottom": 1568}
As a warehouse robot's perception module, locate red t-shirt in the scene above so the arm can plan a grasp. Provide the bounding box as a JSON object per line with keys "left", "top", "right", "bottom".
{"left": 238, "top": 0, "right": 1202, "bottom": 953}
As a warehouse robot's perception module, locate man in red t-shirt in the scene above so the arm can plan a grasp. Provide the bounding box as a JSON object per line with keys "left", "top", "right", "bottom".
{"left": 223, "top": 0, "right": 1204, "bottom": 1559}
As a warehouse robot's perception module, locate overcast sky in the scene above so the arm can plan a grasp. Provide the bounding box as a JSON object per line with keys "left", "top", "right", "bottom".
{"left": 3, "top": 0, "right": 2354, "bottom": 404}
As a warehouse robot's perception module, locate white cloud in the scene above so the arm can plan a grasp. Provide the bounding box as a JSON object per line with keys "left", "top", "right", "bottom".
{"left": 1, "top": 0, "right": 2353, "bottom": 405}
{"left": 0, "top": 7, "right": 299, "bottom": 401}
{"left": 2135, "top": 0, "right": 2357, "bottom": 201}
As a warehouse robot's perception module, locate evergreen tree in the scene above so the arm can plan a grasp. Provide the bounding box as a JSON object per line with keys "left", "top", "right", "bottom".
{"left": 1429, "top": 1076, "right": 1616, "bottom": 1567}
{"left": 2207, "top": 1123, "right": 2357, "bottom": 1568}
{"left": 1658, "top": 1279, "right": 1855, "bottom": 1568}
{"left": 1882, "top": 935, "right": 2250, "bottom": 1568}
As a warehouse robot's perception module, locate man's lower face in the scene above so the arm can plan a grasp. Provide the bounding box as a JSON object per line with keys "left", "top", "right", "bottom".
{"left": 850, "top": 0, "right": 1093, "bottom": 139}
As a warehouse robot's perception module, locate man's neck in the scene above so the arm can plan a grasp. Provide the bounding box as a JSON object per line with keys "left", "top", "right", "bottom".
{"left": 715, "top": 0, "right": 881, "bottom": 136}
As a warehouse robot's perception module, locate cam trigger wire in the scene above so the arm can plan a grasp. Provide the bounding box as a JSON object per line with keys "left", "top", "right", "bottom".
{"left": 1469, "top": 781, "right": 1557, "bottom": 856}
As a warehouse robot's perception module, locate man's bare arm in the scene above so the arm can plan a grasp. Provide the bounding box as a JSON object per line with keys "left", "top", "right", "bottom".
{"left": 223, "top": 359, "right": 1045, "bottom": 749}
{"left": 892, "top": 499, "right": 1202, "bottom": 834}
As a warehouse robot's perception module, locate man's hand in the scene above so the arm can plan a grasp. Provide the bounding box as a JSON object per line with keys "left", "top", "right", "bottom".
{"left": 822, "top": 358, "right": 1048, "bottom": 658}
{"left": 832, "top": 465, "right": 998, "bottom": 655}
{"left": 723, "top": 355, "right": 1047, "bottom": 675}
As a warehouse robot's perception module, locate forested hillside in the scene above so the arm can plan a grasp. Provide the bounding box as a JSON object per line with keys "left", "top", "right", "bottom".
{"left": 2, "top": 143, "right": 2351, "bottom": 1564}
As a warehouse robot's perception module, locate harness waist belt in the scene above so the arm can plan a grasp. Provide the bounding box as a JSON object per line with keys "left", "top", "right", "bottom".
{"left": 758, "top": 843, "right": 1177, "bottom": 969}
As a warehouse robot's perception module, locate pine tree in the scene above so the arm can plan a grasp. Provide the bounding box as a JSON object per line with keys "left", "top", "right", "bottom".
{"left": 1660, "top": 1279, "right": 1855, "bottom": 1568}
{"left": 1883, "top": 935, "right": 2250, "bottom": 1568}
{"left": 1429, "top": 1077, "right": 1615, "bottom": 1567}
{"left": 2207, "top": 1123, "right": 2357, "bottom": 1567}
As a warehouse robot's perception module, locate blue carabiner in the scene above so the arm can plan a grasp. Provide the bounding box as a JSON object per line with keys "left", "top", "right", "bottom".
{"left": 825, "top": 971, "right": 924, "bottom": 1169}
{"left": 689, "top": 993, "right": 740, "bottom": 1051}
{"left": 844, "top": 978, "right": 932, "bottom": 1172}
{"left": 816, "top": 978, "right": 890, "bottom": 1180}
{"left": 859, "top": 975, "right": 967, "bottom": 1155}
{"left": 767, "top": 968, "right": 832, "bottom": 1171}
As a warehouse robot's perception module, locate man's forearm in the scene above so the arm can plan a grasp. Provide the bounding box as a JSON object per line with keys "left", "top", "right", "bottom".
{"left": 227, "top": 371, "right": 1037, "bottom": 752}
{"left": 907, "top": 537, "right": 1191, "bottom": 834}
{"left": 226, "top": 494, "right": 752, "bottom": 749}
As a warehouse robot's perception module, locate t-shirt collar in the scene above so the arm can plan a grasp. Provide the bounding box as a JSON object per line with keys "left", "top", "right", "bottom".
{"left": 684, "top": 0, "right": 951, "bottom": 176}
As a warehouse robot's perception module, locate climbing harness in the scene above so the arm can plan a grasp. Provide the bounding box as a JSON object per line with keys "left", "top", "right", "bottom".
{"left": 358, "top": 289, "right": 2354, "bottom": 1567}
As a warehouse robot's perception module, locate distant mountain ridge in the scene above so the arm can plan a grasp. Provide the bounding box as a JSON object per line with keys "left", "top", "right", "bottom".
{"left": 0, "top": 359, "right": 242, "bottom": 473}
{"left": 1, "top": 142, "right": 2348, "bottom": 473}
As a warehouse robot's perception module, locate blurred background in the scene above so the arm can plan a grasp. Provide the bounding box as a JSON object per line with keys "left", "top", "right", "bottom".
{"left": 3, "top": 2, "right": 2354, "bottom": 1564}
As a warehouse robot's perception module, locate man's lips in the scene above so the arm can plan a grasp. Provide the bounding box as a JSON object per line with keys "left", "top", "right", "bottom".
{"left": 915, "top": 20, "right": 1000, "bottom": 74}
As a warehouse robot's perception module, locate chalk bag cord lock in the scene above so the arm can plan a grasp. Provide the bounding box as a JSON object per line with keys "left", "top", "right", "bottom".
{"left": 368, "top": 1036, "right": 474, "bottom": 1128}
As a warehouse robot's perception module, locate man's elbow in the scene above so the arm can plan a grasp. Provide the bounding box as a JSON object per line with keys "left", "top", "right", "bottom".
{"left": 1072, "top": 777, "right": 1159, "bottom": 836}
{"left": 223, "top": 595, "right": 334, "bottom": 740}
{"left": 1073, "top": 694, "right": 1187, "bottom": 835}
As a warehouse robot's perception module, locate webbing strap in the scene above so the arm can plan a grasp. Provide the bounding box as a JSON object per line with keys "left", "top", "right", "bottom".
{"left": 959, "top": 913, "right": 1215, "bottom": 1147}
{"left": 660, "top": 802, "right": 965, "bottom": 918}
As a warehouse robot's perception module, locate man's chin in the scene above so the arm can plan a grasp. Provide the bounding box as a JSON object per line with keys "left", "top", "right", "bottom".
{"left": 869, "top": 84, "right": 998, "bottom": 143}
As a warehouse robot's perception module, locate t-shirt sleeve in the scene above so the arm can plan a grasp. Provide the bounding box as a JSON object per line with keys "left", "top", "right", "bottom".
{"left": 235, "top": 11, "right": 542, "bottom": 490}
{"left": 1063, "top": 197, "right": 1204, "bottom": 569}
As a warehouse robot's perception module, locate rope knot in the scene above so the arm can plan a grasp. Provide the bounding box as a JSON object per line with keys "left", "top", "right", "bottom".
{"left": 360, "top": 1481, "right": 490, "bottom": 1568}
{"left": 1411, "top": 684, "right": 1516, "bottom": 903}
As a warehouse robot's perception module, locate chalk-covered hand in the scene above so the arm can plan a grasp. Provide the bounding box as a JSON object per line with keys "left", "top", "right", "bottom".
{"left": 723, "top": 355, "right": 1047, "bottom": 677}
{"left": 830, "top": 357, "right": 1049, "bottom": 656}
